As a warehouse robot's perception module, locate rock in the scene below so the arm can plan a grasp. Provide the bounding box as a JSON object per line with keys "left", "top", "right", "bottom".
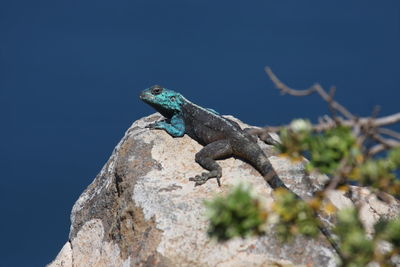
{"left": 48, "top": 114, "right": 400, "bottom": 267}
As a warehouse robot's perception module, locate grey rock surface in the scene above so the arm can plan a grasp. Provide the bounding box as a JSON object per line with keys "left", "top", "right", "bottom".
{"left": 48, "top": 114, "right": 400, "bottom": 267}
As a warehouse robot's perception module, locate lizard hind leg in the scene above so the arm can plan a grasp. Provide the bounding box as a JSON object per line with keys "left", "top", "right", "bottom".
{"left": 244, "top": 128, "right": 280, "bottom": 146}
{"left": 189, "top": 139, "right": 233, "bottom": 187}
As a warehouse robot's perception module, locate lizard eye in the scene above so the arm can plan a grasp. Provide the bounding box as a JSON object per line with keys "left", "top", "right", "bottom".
{"left": 151, "top": 85, "right": 163, "bottom": 95}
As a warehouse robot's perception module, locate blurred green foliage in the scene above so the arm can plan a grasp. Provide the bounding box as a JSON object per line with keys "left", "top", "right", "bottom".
{"left": 278, "top": 121, "right": 358, "bottom": 175}
{"left": 205, "top": 184, "right": 266, "bottom": 241}
{"left": 278, "top": 119, "right": 400, "bottom": 196}
{"left": 354, "top": 146, "right": 400, "bottom": 197}
{"left": 334, "top": 208, "right": 374, "bottom": 267}
{"left": 335, "top": 208, "right": 400, "bottom": 266}
{"left": 306, "top": 126, "right": 357, "bottom": 174}
{"left": 272, "top": 188, "right": 319, "bottom": 241}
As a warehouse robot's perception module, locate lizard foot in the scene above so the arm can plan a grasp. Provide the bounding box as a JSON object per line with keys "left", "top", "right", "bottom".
{"left": 189, "top": 171, "right": 222, "bottom": 187}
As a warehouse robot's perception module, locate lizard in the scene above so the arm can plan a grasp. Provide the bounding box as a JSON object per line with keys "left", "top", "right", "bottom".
{"left": 139, "top": 85, "right": 341, "bottom": 255}
{"left": 139, "top": 85, "right": 284, "bottom": 189}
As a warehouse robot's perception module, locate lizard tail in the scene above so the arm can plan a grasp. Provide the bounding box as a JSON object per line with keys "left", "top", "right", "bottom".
{"left": 255, "top": 152, "right": 342, "bottom": 256}
{"left": 254, "top": 153, "right": 289, "bottom": 190}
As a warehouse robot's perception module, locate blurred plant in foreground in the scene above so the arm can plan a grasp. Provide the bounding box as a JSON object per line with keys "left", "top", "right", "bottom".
{"left": 205, "top": 184, "right": 267, "bottom": 241}
{"left": 206, "top": 68, "right": 400, "bottom": 266}
{"left": 335, "top": 208, "right": 400, "bottom": 266}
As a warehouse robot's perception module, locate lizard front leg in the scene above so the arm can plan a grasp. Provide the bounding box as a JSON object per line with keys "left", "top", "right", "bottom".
{"left": 147, "top": 114, "right": 185, "bottom": 137}
{"left": 189, "top": 139, "right": 232, "bottom": 187}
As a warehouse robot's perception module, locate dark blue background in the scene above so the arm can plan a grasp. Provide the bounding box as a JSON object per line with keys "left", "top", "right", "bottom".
{"left": 1, "top": 1, "right": 399, "bottom": 266}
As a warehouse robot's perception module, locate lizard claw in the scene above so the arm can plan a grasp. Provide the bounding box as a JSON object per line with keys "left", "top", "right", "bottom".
{"left": 145, "top": 122, "right": 157, "bottom": 129}
{"left": 216, "top": 176, "right": 221, "bottom": 187}
{"left": 189, "top": 172, "right": 222, "bottom": 187}
{"left": 145, "top": 119, "right": 168, "bottom": 129}
{"left": 189, "top": 174, "right": 207, "bottom": 186}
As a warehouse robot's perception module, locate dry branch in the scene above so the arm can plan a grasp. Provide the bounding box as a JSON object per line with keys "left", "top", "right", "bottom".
{"left": 265, "top": 67, "right": 355, "bottom": 120}
{"left": 263, "top": 67, "right": 400, "bottom": 149}
{"left": 263, "top": 67, "right": 400, "bottom": 198}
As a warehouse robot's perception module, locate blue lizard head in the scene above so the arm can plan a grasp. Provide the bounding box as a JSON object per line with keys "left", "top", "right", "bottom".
{"left": 140, "top": 85, "right": 184, "bottom": 118}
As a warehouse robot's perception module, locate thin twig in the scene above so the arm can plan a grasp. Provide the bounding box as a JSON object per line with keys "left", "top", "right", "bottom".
{"left": 324, "top": 158, "right": 350, "bottom": 191}
{"left": 265, "top": 67, "right": 356, "bottom": 120}
{"left": 368, "top": 144, "right": 388, "bottom": 156}
{"left": 260, "top": 116, "right": 400, "bottom": 135}
{"left": 372, "top": 113, "right": 400, "bottom": 127}
{"left": 371, "top": 135, "right": 400, "bottom": 149}
{"left": 378, "top": 128, "right": 400, "bottom": 140}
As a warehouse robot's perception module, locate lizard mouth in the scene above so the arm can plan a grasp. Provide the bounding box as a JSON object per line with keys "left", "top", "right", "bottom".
{"left": 139, "top": 92, "right": 153, "bottom": 102}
